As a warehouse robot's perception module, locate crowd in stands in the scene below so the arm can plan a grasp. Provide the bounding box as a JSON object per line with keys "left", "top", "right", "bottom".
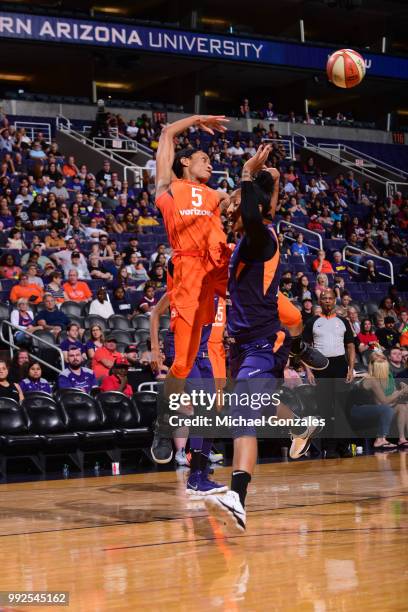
{"left": 237, "top": 99, "right": 361, "bottom": 127}
{"left": 0, "top": 108, "right": 407, "bottom": 452}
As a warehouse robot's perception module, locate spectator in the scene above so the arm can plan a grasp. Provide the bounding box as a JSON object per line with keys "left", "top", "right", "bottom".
{"left": 50, "top": 177, "right": 69, "bottom": 202}
{"left": 10, "top": 272, "right": 44, "bottom": 305}
{"left": 149, "top": 244, "right": 170, "bottom": 269}
{"left": 398, "top": 310, "right": 408, "bottom": 346}
{"left": 0, "top": 360, "right": 24, "bottom": 402}
{"left": 359, "top": 259, "right": 381, "bottom": 283}
{"left": 357, "top": 319, "right": 380, "bottom": 355}
{"left": 92, "top": 335, "right": 122, "bottom": 380}
{"left": 340, "top": 291, "right": 352, "bottom": 310}
{"left": 333, "top": 275, "right": 346, "bottom": 300}
{"left": 63, "top": 252, "right": 90, "bottom": 281}
{"left": 111, "top": 287, "right": 133, "bottom": 317}
{"left": 63, "top": 270, "right": 92, "bottom": 302}
{"left": 98, "top": 235, "right": 114, "bottom": 260}
{"left": 290, "top": 233, "right": 309, "bottom": 257}
{"left": 10, "top": 298, "right": 41, "bottom": 347}
{"left": 7, "top": 228, "right": 27, "bottom": 250}
{"left": 44, "top": 271, "right": 65, "bottom": 304}
{"left": 99, "top": 356, "right": 133, "bottom": 397}
{"left": 301, "top": 297, "right": 314, "bottom": 323}
{"left": 137, "top": 283, "right": 158, "bottom": 314}
{"left": 58, "top": 346, "right": 97, "bottom": 393}
{"left": 239, "top": 98, "right": 251, "bottom": 118}
{"left": 349, "top": 352, "right": 404, "bottom": 451}
{"left": 19, "top": 360, "right": 52, "bottom": 394}
{"left": 296, "top": 275, "right": 312, "bottom": 302}
{"left": 33, "top": 293, "right": 70, "bottom": 338}
{"left": 85, "top": 324, "right": 104, "bottom": 360}
{"left": 26, "top": 264, "right": 44, "bottom": 289}
{"left": 0, "top": 253, "right": 21, "bottom": 279}
{"left": 314, "top": 273, "right": 329, "bottom": 300}
{"left": 89, "top": 287, "right": 115, "bottom": 319}
{"left": 347, "top": 306, "right": 361, "bottom": 335}
{"left": 45, "top": 228, "right": 66, "bottom": 249}
{"left": 54, "top": 238, "right": 87, "bottom": 270}
{"left": 378, "top": 297, "right": 399, "bottom": 323}
{"left": 60, "top": 323, "right": 86, "bottom": 362}
{"left": 122, "top": 236, "right": 146, "bottom": 264}
{"left": 8, "top": 350, "right": 30, "bottom": 384}
{"left": 126, "top": 254, "right": 149, "bottom": 283}
{"left": 149, "top": 264, "right": 166, "bottom": 289}
{"left": 388, "top": 347, "right": 405, "bottom": 377}
{"left": 95, "top": 159, "right": 112, "bottom": 185}
{"left": 88, "top": 254, "right": 113, "bottom": 283}
{"left": 376, "top": 317, "right": 401, "bottom": 350}
{"left": 312, "top": 250, "right": 334, "bottom": 275}
{"left": 307, "top": 215, "right": 324, "bottom": 233}
{"left": 280, "top": 277, "right": 294, "bottom": 301}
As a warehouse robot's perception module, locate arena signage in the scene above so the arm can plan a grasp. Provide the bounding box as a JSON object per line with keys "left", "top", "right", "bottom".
{"left": 1, "top": 11, "right": 408, "bottom": 79}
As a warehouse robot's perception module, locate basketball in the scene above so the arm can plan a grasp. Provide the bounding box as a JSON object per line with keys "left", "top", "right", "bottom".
{"left": 326, "top": 48, "right": 366, "bottom": 88}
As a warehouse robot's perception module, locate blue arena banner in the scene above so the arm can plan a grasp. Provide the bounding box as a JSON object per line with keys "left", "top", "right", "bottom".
{"left": 1, "top": 11, "right": 408, "bottom": 80}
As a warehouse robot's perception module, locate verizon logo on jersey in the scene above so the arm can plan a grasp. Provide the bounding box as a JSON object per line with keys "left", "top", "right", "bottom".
{"left": 179, "top": 209, "right": 213, "bottom": 216}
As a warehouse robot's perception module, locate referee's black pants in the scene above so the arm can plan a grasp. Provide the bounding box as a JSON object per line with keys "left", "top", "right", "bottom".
{"left": 314, "top": 355, "right": 350, "bottom": 452}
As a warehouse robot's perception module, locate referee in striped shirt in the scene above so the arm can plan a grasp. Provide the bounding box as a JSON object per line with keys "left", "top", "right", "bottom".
{"left": 303, "top": 288, "right": 356, "bottom": 459}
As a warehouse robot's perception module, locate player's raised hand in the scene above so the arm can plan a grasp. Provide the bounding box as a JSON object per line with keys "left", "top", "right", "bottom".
{"left": 196, "top": 115, "right": 229, "bottom": 134}
{"left": 243, "top": 144, "right": 272, "bottom": 175}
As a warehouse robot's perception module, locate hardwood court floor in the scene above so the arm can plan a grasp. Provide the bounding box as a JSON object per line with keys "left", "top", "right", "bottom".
{"left": 0, "top": 454, "right": 407, "bottom": 611}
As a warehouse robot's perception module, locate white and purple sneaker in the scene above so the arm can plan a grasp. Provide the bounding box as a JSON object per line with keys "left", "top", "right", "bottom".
{"left": 186, "top": 470, "right": 228, "bottom": 496}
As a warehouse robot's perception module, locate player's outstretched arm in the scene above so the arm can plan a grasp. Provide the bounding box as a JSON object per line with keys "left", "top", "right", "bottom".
{"left": 266, "top": 168, "right": 280, "bottom": 218}
{"left": 150, "top": 292, "right": 170, "bottom": 372}
{"left": 155, "top": 115, "right": 229, "bottom": 199}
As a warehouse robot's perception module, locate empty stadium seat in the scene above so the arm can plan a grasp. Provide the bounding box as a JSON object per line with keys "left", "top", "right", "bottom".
{"left": 108, "top": 315, "right": 133, "bottom": 330}
{"left": 133, "top": 391, "right": 157, "bottom": 427}
{"left": 132, "top": 315, "right": 150, "bottom": 330}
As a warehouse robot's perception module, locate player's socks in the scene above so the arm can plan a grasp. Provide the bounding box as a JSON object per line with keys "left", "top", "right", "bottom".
{"left": 190, "top": 448, "right": 202, "bottom": 473}
{"left": 200, "top": 438, "right": 213, "bottom": 471}
{"left": 231, "top": 470, "right": 251, "bottom": 507}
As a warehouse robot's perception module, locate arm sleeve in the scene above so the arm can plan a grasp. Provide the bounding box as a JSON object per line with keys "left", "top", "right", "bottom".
{"left": 239, "top": 181, "right": 276, "bottom": 261}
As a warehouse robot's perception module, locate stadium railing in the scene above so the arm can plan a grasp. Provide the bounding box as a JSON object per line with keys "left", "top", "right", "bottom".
{"left": 341, "top": 246, "right": 394, "bottom": 283}
{"left": 14, "top": 120, "right": 52, "bottom": 143}
{"left": 0, "top": 321, "right": 64, "bottom": 376}
{"left": 276, "top": 220, "right": 323, "bottom": 251}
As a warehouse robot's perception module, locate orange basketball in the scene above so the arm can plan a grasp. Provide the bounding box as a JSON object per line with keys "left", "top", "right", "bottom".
{"left": 326, "top": 49, "right": 366, "bottom": 88}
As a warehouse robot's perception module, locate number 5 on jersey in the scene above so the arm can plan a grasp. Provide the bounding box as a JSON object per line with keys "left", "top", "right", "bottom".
{"left": 191, "top": 187, "right": 203, "bottom": 207}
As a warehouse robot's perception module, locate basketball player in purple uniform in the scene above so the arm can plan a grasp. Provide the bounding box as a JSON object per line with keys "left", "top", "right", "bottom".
{"left": 206, "top": 146, "right": 322, "bottom": 531}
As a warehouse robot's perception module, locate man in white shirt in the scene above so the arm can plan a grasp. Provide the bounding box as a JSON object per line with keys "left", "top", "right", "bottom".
{"left": 228, "top": 141, "right": 245, "bottom": 156}
{"left": 145, "top": 152, "right": 157, "bottom": 177}
{"left": 54, "top": 238, "right": 88, "bottom": 269}
{"left": 89, "top": 288, "right": 114, "bottom": 319}
{"left": 126, "top": 120, "right": 139, "bottom": 139}
{"left": 283, "top": 177, "right": 296, "bottom": 195}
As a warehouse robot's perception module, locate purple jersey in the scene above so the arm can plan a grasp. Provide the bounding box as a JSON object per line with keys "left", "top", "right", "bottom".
{"left": 58, "top": 367, "right": 96, "bottom": 394}
{"left": 19, "top": 378, "right": 52, "bottom": 394}
{"left": 227, "top": 224, "right": 281, "bottom": 343}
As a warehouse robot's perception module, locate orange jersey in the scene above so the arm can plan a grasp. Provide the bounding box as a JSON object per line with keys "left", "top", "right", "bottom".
{"left": 156, "top": 179, "right": 226, "bottom": 253}
{"left": 208, "top": 297, "right": 226, "bottom": 344}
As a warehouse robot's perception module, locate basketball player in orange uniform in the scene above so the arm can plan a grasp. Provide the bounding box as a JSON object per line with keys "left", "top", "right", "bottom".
{"left": 152, "top": 115, "right": 231, "bottom": 462}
